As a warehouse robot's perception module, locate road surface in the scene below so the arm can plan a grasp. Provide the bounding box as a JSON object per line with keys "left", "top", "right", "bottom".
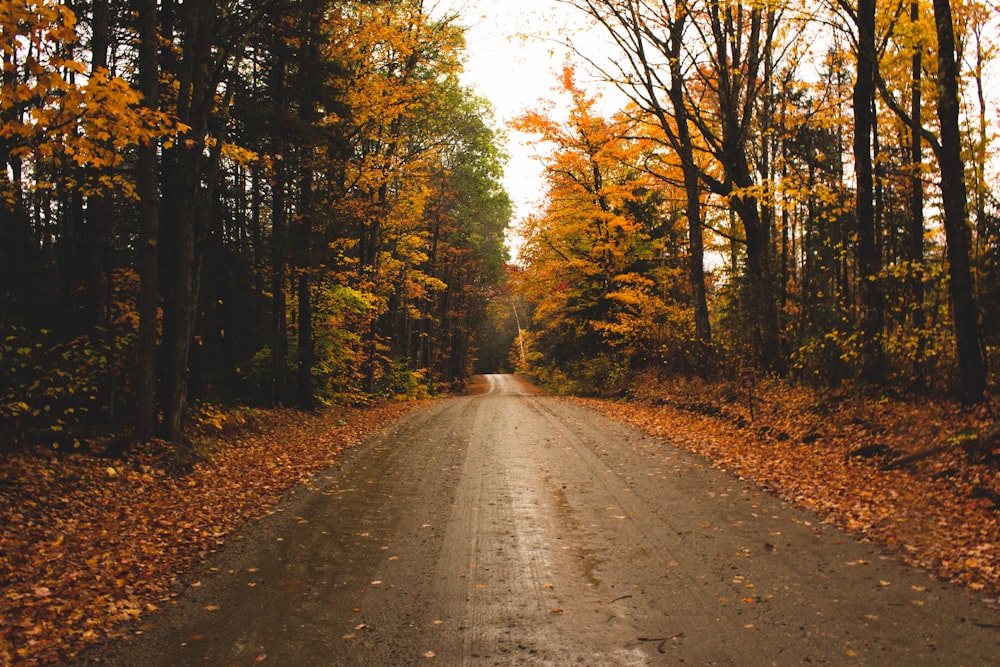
{"left": 85, "top": 374, "right": 1000, "bottom": 665}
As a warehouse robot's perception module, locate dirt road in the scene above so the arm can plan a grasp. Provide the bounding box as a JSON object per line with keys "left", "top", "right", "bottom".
{"left": 86, "top": 374, "right": 1000, "bottom": 665}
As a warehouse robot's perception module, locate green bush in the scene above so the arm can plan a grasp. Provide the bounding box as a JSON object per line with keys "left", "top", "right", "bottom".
{"left": 0, "top": 326, "right": 105, "bottom": 449}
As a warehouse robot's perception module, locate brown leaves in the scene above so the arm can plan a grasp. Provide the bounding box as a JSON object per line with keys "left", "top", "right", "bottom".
{"left": 583, "top": 371, "right": 1000, "bottom": 599}
{"left": 0, "top": 401, "right": 420, "bottom": 666}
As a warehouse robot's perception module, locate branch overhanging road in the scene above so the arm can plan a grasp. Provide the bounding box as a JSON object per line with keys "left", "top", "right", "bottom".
{"left": 86, "top": 374, "right": 1000, "bottom": 666}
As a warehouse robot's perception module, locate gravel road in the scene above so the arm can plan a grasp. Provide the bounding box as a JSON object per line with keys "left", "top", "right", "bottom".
{"left": 85, "top": 374, "right": 1000, "bottom": 666}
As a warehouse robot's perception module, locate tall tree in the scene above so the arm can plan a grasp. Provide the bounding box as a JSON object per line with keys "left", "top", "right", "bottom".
{"left": 568, "top": 0, "right": 785, "bottom": 371}
{"left": 568, "top": 0, "right": 712, "bottom": 357}
{"left": 931, "top": 0, "right": 986, "bottom": 402}
{"left": 135, "top": 0, "right": 161, "bottom": 440}
{"left": 906, "top": 0, "right": 927, "bottom": 386}
{"left": 158, "top": 0, "right": 276, "bottom": 440}
{"left": 847, "top": 0, "right": 887, "bottom": 382}
{"left": 515, "top": 66, "right": 692, "bottom": 387}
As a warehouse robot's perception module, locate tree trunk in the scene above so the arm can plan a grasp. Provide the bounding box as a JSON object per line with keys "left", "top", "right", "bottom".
{"left": 854, "top": 0, "right": 885, "bottom": 383}
{"left": 296, "top": 161, "right": 315, "bottom": 409}
{"left": 932, "top": 0, "right": 986, "bottom": 403}
{"left": 908, "top": 0, "right": 926, "bottom": 387}
{"left": 733, "top": 193, "right": 783, "bottom": 372}
{"left": 269, "top": 55, "right": 289, "bottom": 406}
{"left": 85, "top": 0, "right": 111, "bottom": 338}
{"left": 135, "top": 0, "right": 160, "bottom": 440}
{"left": 294, "top": 7, "right": 323, "bottom": 409}
{"left": 666, "top": 18, "right": 712, "bottom": 359}
{"left": 162, "top": 0, "right": 215, "bottom": 443}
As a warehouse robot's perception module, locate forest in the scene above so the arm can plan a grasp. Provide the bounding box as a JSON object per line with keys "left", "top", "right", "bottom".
{"left": 1, "top": 0, "right": 998, "bottom": 451}
{"left": 0, "top": 0, "right": 511, "bottom": 451}
{"left": 509, "top": 0, "right": 1000, "bottom": 407}
{"left": 3, "top": 1, "right": 1000, "bottom": 663}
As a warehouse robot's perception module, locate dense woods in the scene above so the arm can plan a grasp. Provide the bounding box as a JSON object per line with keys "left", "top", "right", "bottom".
{"left": 0, "top": 0, "right": 510, "bottom": 449}
{"left": 511, "top": 0, "right": 999, "bottom": 403}
{"left": 1, "top": 0, "right": 999, "bottom": 441}
{"left": 4, "top": 2, "right": 1000, "bottom": 663}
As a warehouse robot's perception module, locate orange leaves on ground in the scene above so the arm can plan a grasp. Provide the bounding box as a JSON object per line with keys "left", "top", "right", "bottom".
{"left": 582, "top": 371, "right": 1000, "bottom": 598}
{"left": 0, "top": 401, "right": 421, "bottom": 667}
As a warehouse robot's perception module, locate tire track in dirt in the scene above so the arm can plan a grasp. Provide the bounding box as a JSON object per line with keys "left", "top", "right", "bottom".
{"left": 81, "top": 375, "right": 1000, "bottom": 666}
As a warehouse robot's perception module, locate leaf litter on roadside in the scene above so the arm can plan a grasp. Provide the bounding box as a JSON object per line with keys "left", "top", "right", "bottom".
{"left": 0, "top": 401, "right": 421, "bottom": 667}
{"left": 579, "top": 371, "right": 1000, "bottom": 600}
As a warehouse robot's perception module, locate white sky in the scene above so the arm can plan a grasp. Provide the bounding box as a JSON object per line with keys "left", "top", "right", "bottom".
{"left": 429, "top": 0, "right": 612, "bottom": 225}
{"left": 428, "top": 0, "right": 627, "bottom": 262}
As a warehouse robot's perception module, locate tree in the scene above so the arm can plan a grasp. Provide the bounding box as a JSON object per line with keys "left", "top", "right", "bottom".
{"left": 157, "top": 0, "right": 277, "bottom": 441}
{"left": 136, "top": 0, "right": 161, "bottom": 439}
{"left": 873, "top": 0, "right": 988, "bottom": 401}
{"left": 844, "top": 0, "right": 886, "bottom": 382}
{"left": 567, "top": 0, "right": 712, "bottom": 358}
{"left": 567, "top": 0, "right": 786, "bottom": 372}
{"left": 514, "top": 66, "right": 694, "bottom": 390}
{"left": 930, "top": 0, "right": 986, "bottom": 402}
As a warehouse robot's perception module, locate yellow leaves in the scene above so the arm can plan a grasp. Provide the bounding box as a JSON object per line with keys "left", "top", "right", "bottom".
{"left": 221, "top": 142, "right": 260, "bottom": 166}
{"left": 0, "top": 7, "right": 183, "bottom": 196}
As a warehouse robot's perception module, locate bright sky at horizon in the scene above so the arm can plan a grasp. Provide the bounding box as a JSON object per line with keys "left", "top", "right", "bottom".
{"left": 429, "top": 0, "right": 617, "bottom": 256}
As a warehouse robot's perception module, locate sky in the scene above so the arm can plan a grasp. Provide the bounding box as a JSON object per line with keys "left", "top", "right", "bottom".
{"left": 429, "top": 0, "right": 613, "bottom": 233}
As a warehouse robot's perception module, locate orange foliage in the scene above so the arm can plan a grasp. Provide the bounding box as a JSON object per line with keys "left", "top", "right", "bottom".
{"left": 584, "top": 371, "right": 1000, "bottom": 595}
{"left": 0, "top": 402, "right": 423, "bottom": 666}
{"left": 513, "top": 65, "right": 693, "bottom": 386}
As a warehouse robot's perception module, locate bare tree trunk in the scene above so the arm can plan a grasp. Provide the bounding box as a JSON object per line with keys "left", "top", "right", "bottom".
{"left": 932, "top": 0, "right": 986, "bottom": 403}
{"left": 85, "top": 0, "right": 111, "bottom": 339}
{"left": 268, "top": 52, "right": 290, "bottom": 405}
{"left": 666, "top": 13, "right": 712, "bottom": 358}
{"left": 161, "top": 0, "right": 218, "bottom": 443}
{"left": 296, "top": 160, "right": 315, "bottom": 409}
{"left": 854, "top": 0, "right": 885, "bottom": 383}
{"left": 908, "top": 0, "right": 926, "bottom": 387}
{"left": 136, "top": 0, "right": 160, "bottom": 440}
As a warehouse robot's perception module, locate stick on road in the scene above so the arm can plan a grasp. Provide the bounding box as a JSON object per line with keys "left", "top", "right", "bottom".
{"left": 88, "top": 374, "right": 1000, "bottom": 665}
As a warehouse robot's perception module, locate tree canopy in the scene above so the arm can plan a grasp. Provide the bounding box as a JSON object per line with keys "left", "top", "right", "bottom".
{"left": 2, "top": 0, "right": 1000, "bottom": 453}
{"left": 510, "top": 0, "right": 1000, "bottom": 402}
{"left": 0, "top": 0, "right": 510, "bottom": 449}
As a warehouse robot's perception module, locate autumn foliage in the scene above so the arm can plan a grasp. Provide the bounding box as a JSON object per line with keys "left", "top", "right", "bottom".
{"left": 513, "top": 0, "right": 1000, "bottom": 403}
{"left": 0, "top": 0, "right": 510, "bottom": 450}
{"left": 4, "top": 0, "right": 1000, "bottom": 663}
{"left": 0, "top": 402, "right": 422, "bottom": 665}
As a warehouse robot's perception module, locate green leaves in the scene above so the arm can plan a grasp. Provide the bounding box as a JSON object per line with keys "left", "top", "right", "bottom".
{"left": 0, "top": 326, "right": 105, "bottom": 448}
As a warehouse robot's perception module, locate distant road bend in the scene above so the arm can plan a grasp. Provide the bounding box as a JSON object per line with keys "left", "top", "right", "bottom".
{"left": 88, "top": 374, "right": 1000, "bottom": 666}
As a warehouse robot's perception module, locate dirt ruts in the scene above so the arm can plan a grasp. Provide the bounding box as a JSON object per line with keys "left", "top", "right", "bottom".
{"left": 81, "top": 374, "right": 1000, "bottom": 666}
